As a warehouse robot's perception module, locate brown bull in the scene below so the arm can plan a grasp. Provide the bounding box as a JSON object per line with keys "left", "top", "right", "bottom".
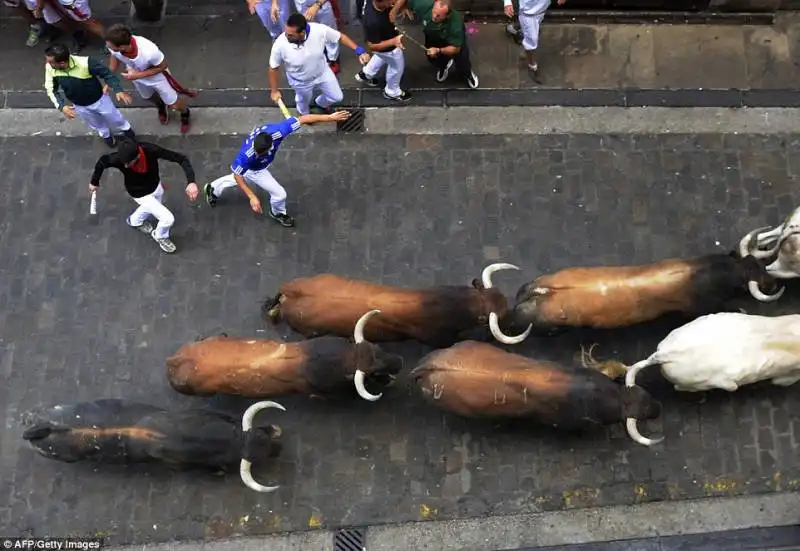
{"left": 166, "top": 310, "right": 403, "bottom": 402}
{"left": 408, "top": 341, "right": 661, "bottom": 437}
{"left": 491, "top": 252, "right": 782, "bottom": 344}
{"left": 261, "top": 263, "right": 518, "bottom": 348}
{"left": 21, "top": 399, "right": 285, "bottom": 492}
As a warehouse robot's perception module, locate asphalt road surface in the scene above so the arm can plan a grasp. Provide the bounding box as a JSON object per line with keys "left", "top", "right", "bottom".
{"left": 1, "top": 132, "right": 799, "bottom": 544}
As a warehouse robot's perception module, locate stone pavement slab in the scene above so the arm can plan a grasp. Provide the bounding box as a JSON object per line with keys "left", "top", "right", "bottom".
{"left": 1, "top": 5, "right": 799, "bottom": 107}
{"left": 2, "top": 130, "right": 800, "bottom": 545}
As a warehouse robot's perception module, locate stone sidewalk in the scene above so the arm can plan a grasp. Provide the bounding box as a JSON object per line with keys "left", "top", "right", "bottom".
{"left": 2, "top": 2, "right": 800, "bottom": 108}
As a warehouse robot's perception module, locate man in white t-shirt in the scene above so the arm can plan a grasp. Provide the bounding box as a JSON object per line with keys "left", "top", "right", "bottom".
{"left": 103, "top": 24, "right": 195, "bottom": 133}
{"left": 269, "top": 13, "right": 371, "bottom": 115}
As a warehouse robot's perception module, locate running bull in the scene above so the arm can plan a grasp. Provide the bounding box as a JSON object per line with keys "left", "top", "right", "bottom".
{"left": 167, "top": 310, "right": 403, "bottom": 402}
{"left": 739, "top": 205, "right": 800, "bottom": 282}
{"left": 490, "top": 251, "right": 783, "bottom": 345}
{"left": 21, "top": 398, "right": 285, "bottom": 492}
{"left": 592, "top": 311, "right": 800, "bottom": 447}
{"left": 403, "top": 340, "right": 662, "bottom": 438}
{"left": 262, "top": 263, "right": 519, "bottom": 348}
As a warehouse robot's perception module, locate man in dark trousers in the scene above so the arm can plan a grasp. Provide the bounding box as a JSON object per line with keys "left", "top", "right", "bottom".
{"left": 391, "top": 0, "right": 478, "bottom": 89}
{"left": 89, "top": 137, "right": 199, "bottom": 254}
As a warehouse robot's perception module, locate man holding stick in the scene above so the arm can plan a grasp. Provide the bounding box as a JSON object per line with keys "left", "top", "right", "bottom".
{"left": 269, "top": 13, "right": 371, "bottom": 115}
{"left": 203, "top": 105, "right": 350, "bottom": 229}
{"left": 355, "top": 0, "right": 411, "bottom": 102}
{"left": 89, "top": 137, "right": 199, "bottom": 254}
{"left": 391, "top": 0, "right": 478, "bottom": 89}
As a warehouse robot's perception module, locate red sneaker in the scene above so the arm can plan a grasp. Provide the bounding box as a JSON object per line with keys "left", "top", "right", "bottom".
{"left": 180, "top": 110, "right": 191, "bottom": 134}
{"left": 158, "top": 106, "right": 169, "bottom": 125}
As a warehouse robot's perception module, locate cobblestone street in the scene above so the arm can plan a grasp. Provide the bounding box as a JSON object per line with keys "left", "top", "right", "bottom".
{"left": 1, "top": 132, "right": 800, "bottom": 544}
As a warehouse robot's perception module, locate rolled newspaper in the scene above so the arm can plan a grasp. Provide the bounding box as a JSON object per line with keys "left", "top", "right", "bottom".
{"left": 90, "top": 190, "right": 97, "bottom": 215}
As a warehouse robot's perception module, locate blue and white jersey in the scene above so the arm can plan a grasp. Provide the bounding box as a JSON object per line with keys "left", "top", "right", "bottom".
{"left": 231, "top": 117, "right": 302, "bottom": 175}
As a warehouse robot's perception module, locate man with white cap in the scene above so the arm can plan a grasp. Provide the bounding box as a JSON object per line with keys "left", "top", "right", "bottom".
{"left": 269, "top": 13, "right": 371, "bottom": 115}
{"left": 503, "top": 0, "right": 566, "bottom": 83}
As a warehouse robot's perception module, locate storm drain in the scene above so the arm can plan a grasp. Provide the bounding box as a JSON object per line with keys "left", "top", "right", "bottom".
{"left": 336, "top": 107, "right": 366, "bottom": 133}
{"left": 333, "top": 528, "right": 366, "bottom": 551}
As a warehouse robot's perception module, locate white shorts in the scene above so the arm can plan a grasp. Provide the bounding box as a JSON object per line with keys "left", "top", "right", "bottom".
{"left": 132, "top": 75, "right": 179, "bottom": 105}
{"left": 58, "top": 0, "right": 92, "bottom": 21}
{"left": 519, "top": 11, "right": 546, "bottom": 51}
{"left": 23, "top": 0, "right": 62, "bottom": 23}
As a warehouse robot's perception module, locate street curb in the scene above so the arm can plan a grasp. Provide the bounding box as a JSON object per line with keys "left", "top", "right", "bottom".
{"left": 3, "top": 106, "right": 800, "bottom": 138}
{"left": 101, "top": 492, "right": 800, "bottom": 551}
{"left": 5, "top": 87, "right": 800, "bottom": 110}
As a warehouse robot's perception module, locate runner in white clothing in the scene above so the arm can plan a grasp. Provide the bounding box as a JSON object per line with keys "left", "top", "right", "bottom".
{"left": 247, "top": 0, "right": 292, "bottom": 40}
{"left": 504, "top": 0, "right": 566, "bottom": 83}
{"left": 104, "top": 24, "right": 194, "bottom": 133}
{"left": 269, "top": 14, "right": 371, "bottom": 115}
{"left": 295, "top": 0, "right": 341, "bottom": 73}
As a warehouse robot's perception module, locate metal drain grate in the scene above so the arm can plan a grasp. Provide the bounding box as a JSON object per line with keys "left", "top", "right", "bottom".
{"left": 333, "top": 528, "right": 365, "bottom": 551}
{"left": 336, "top": 107, "right": 366, "bottom": 133}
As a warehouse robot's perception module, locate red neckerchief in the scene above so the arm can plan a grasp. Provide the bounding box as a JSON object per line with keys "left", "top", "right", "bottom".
{"left": 123, "top": 37, "right": 138, "bottom": 59}
{"left": 129, "top": 146, "right": 148, "bottom": 173}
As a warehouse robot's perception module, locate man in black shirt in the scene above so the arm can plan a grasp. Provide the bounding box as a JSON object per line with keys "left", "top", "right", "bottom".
{"left": 354, "top": 0, "right": 411, "bottom": 102}
{"left": 89, "top": 137, "right": 198, "bottom": 254}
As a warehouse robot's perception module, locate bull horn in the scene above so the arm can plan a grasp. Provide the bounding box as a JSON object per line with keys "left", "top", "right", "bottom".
{"left": 353, "top": 309, "right": 381, "bottom": 344}
{"left": 748, "top": 280, "right": 785, "bottom": 302}
{"left": 354, "top": 369, "right": 382, "bottom": 402}
{"left": 738, "top": 226, "right": 773, "bottom": 259}
{"left": 353, "top": 309, "right": 384, "bottom": 401}
{"left": 481, "top": 262, "right": 519, "bottom": 289}
{"left": 624, "top": 359, "right": 664, "bottom": 447}
{"left": 239, "top": 400, "right": 286, "bottom": 493}
{"left": 489, "top": 312, "right": 531, "bottom": 345}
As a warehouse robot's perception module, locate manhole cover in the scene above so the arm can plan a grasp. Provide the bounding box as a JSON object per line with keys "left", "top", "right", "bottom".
{"left": 337, "top": 108, "right": 366, "bottom": 133}
{"left": 333, "top": 528, "right": 365, "bottom": 551}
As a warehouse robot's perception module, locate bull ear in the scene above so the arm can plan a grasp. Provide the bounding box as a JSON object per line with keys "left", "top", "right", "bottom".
{"left": 22, "top": 423, "right": 67, "bottom": 441}
{"left": 353, "top": 342, "right": 374, "bottom": 374}
{"left": 471, "top": 278, "right": 483, "bottom": 290}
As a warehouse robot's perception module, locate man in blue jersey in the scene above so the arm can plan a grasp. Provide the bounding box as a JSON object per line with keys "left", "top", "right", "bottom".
{"left": 203, "top": 109, "right": 349, "bottom": 228}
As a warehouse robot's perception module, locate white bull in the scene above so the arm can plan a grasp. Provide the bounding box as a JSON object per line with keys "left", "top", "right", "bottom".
{"left": 739, "top": 206, "right": 800, "bottom": 280}
{"left": 616, "top": 312, "right": 800, "bottom": 447}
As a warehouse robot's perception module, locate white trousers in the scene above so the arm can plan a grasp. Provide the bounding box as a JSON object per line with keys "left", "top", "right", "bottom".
{"left": 294, "top": 0, "right": 339, "bottom": 60}
{"left": 362, "top": 47, "right": 404, "bottom": 97}
{"left": 132, "top": 75, "right": 179, "bottom": 105}
{"left": 73, "top": 94, "right": 132, "bottom": 138}
{"left": 519, "top": 11, "right": 546, "bottom": 51}
{"left": 290, "top": 67, "right": 343, "bottom": 115}
{"left": 254, "top": 0, "right": 292, "bottom": 40}
{"left": 210, "top": 168, "right": 288, "bottom": 214}
{"left": 127, "top": 183, "right": 175, "bottom": 239}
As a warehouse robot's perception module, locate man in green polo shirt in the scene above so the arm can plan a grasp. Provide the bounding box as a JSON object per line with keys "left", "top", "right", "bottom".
{"left": 391, "top": 0, "right": 478, "bottom": 88}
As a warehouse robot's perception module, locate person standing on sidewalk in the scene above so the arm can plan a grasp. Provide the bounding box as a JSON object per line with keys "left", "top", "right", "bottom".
{"left": 103, "top": 24, "right": 194, "bottom": 133}
{"left": 355, "top": 0, "right": 412, "bottom": 102}
{"left": 44, "top": 42, "right": 135, "bottom": 147}
{"left": 247, "top": 0, "right": 292, "bottom": 41}
{"left": 269, "top": 13, "right": 371, "bottom": 115}
{"left": 503, "top": 0, "right": 566, "bottom": 83}
{"left": 391, "top": 0, "right": 478, "bottom": 89}
{"left": 203, "top": 110, "right": 350, "bottom": 229}
{"left": 296, "top": 0, "right": 341, "bottom": 73}
{"left": 89, "top": 137, "right": 199, "bottom": 254}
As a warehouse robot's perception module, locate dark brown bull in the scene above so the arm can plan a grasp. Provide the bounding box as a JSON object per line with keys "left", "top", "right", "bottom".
{"left": 261, "top": 263, "right": 519, "bottom": 348}
{"left": 21, "top": 399, "right": 285, "bottom": 492}
{"left": 408, "top": 341, "right": 661, "bottom": 437}
{"left": 491, "top": 252, "right": 782, "bottom": 344}
{"left": 166, "top": 310, "right": 402, "bottom": 402}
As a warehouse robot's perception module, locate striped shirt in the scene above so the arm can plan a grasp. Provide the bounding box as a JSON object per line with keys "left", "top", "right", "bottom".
{"left": 231, "top": 117, "right": 302, "bottom": 175}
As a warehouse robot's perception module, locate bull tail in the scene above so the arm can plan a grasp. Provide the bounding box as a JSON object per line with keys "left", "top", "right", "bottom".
{"left": 579, "top": 343, "right": 627, "bottom": 380}
{"left": 624, "top": 356, "right": 664, "bottom": 447}
{"left": 261, "top": 293, "right": 284, "bottom": 324}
